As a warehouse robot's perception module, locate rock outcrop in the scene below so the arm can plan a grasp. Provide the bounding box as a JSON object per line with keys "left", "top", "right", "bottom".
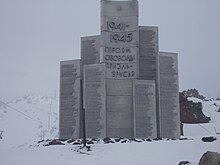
{"left": 179, "top": 92, "right": 210, "bottom": 124}
{"left": 199, "top": 151, "right": 220, "bottom": 165}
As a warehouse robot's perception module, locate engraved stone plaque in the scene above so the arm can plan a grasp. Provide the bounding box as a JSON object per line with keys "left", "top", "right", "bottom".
{"left": 158, "top": 52, "right": 180, "bottom": 138}
{"left": 133, "top": 80, "right": 157, "bottom": 138}
{"left": 59, "top": 60, "right": 81, "bottom": 139}
{"left": 101, "top": 0, "right": 139, "bottom": 79}
{"left": 106, "top": 95, "right": 134, "bottom": 138}
{"left": 139, "top": 26, "right": 158, "bottom": 80}
{"left": 84, "top": 64, "right": 106, "bottom": 138}
{"left": 81, "top": 35, "right": 100, "bottom": 66}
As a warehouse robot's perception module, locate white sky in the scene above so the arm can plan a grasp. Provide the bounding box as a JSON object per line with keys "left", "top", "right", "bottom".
{"left": 0, "top": 0, "right": 220, "bottom": 100}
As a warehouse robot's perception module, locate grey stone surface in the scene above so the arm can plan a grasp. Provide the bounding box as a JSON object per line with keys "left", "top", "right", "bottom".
{"left": 139, "top": 26, "right": 159, "bottom": 80}
{"left": 84, "top": 64, "right": 106, "bottom": 138}
{"left": 101, "top": 0, "right": 138, "bottom": 17}
{"left": 101, "top": 0, "right": 139, "bottom": 80}
{"left": 107, "top": 79, "right": 132, "bottom": 96}
{"left": 199, "top": 151, "right": 220, "bottom": 165}
{"left": 133, "top": 80, "right": 157, "bottom": 138}
{"left": 158, "top": 52, "right": 180, "bottom": 138}
{"left": 59, "top": 60, "right": 81, "bottom": 139}
{"left": 81, "top": 35, "right": 100, "bottom": 66}
{"left": 106, "top": 94, "right": 134, "bottom": 137}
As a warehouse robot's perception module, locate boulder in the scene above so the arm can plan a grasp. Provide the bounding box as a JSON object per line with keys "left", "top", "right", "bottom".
{"left": 201, "top": 136, "right": 217, "bottom": 142}
{"left": 199, "top": 151, "right": 220, "bottom": 165}
{"left": 178, "top": 161, "right": 191, "bottom": 165}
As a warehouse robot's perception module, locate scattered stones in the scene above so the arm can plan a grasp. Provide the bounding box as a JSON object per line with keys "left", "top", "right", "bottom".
{"left": 146, "top": 139, "right": 152, "bottom": 142}
{"left": 201, "top": 136, "right": 217, "bottom": 142}
{"left": 114, "top": 138, "right": 122, "bottom": 142}
{"left": 48, "top": 139, "right": 65, "bottom": 146}
{"left": 67, "top": 139, "right": 75, "bottom": 143}
{"left": 199, "top": 151, "right": 220, "bottom": 165}
{"left": 179, "top": 137, "right": 188, "bottom": 140}
{"left": 178, "top": 160, "right": 191, "bottom": 165}
{"left": 121, "top": 139, "right": 127, "bottom": 143}
{"left": 87, "top": 141, "right": 94, "bottom": 145}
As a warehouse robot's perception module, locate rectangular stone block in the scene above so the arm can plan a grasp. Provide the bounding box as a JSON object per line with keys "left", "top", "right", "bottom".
{"left": 101, "top": 0, "right": 138, "bottom": 17}
{"left": 133, "top": 80, "right": 157, "bottom": 138}
{"left": 107, "top": 79, "right": 132, "bottom": 96}
{"left": 59, "top": 60, "right": 81, "bottom": 139}
{"left": 84, "top": 64, "right": 106, "bottom": 138}
{"left": 107, "top": 128, "right": 134, "bottom": 138}
{"left": 101, "top": 0, "right": 139, "bottom": 80}
{"left": 106, "top": 95, "right": 134, "bottom": 138}
{"left": 139, "top": 26, "right": 159, "bottom": 80}
{"left": 158, "top": 52, "right": 180, "bottom": 138}
{"left": 106, "top": 95, "right": 133, "bottom": 111}
{"left": 81, "top": 35, "right": 100, "bottom": 66}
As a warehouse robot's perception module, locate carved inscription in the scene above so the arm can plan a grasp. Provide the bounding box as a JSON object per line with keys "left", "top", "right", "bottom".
{"left": 110, "top": 32, "right": 133, "bottom": 43}
{"left": 59, "top": 60, "right": 81, "bottom": 139}
{"left": 81, "top": 36, "right": 100, "bottom": 65}
{"left": 159, "top": 53, "right": 180, "bottom": 138}
{"left": 102, "top": 17, "right": 138, "bottom": 79}
{"left": 84, "top": 64, "right": 106, "bottom": 138}
{"left": 134, "top": 80, "right": 157, "bottom": 138}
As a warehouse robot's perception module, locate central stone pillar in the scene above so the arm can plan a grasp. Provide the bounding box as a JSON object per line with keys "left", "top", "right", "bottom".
{"left": 101, "top": 0, "right": 139, "bottom": 137}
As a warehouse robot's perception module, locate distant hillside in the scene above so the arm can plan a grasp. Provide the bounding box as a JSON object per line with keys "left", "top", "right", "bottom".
{"left": 0, "top": 94, "right": 59, "bottom": 148}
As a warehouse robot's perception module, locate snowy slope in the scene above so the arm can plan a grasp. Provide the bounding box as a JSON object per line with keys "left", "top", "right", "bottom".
{"left": 0, "top": 94, "right": 220, "bottom": 165}
{"left": 183, "top": 97, "right": 220, "bottom": 137}
{"left": 0, "top": 94, "right": 58, "bottom": 148}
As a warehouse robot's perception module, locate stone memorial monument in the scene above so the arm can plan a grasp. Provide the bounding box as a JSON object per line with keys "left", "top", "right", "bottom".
{"left": 59, "top": 0, "right": 180, "bottom": 139}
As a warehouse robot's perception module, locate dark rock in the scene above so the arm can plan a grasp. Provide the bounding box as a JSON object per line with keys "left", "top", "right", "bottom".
{"left": 182, "top": 88, "right": 205, "bottom": 100}
{"left": 48, "top": 139, "right": 65, "bottom": 146}
{"left": 114, "top": 138, "right": 122, "bottom": 142}
{"left": 103, "top": 137, "right": 111, "bottom": 143}
{"left": 179, "top": 91, "right": 210, "bottom": 124}
{"left": 201, "top": 136, "right": 217, "bottom": 142}
{"left": 91, "top": 138, "right": 99, "bottom": 142}
{"left": 37, "top": 140, "right": 44, "bottom": 144}
{"left": 179, "top": 137, "right": 188, "bottom": 140}
{"left": 146, "top": 139, "right": 152, "bottom": 142}
{"left": 121, "top": 139, "right": 127, "bottom": 143}
{"left": 73, "top": 142, "right": 81, "bottom": 145}
{"left": 199, "top": 151, "right": 220, "bottom": 165}
{"left": 153, "top": 138, "right": 162, "bottom": 141}
{"left": 87, "top": 141, "right": 94, "bottom": 145}
{"left": 178, "top": 161, "right": 191, "bottom": 165}
{"left": 67, "top": 139, "right": 75, "bottom": 143}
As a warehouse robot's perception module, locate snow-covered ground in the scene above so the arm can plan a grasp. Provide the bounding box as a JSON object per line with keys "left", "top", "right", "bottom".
{"left": 0, "top": 95, "right": 220, "bottom": 165}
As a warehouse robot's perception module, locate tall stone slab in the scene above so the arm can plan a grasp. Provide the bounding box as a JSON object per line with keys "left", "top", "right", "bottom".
{"left": 59, "top": 60, "right": 81, "bottom": 139}
{"left": 81, "top": 35, "right": 100, "bottom": 66}
{"left": 158, "top": 52, "right": 180, "bottom": 138}
{"left": 139, "top": 26, "right": 158, "bottom": 80}
{"left": 101, "top": 0, "right": 139, "bottom": 138}
{"left": 133, "top": 80, "right": 157, "bottom": 138}
{"left": 101, "top": 0, "right": 139, "bottom": 79}
{"left": 84, "top": 64, "right": 106, "bottom": 138}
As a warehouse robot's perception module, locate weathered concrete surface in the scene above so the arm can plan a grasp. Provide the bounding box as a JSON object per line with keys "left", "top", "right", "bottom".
{"left": 107, "top": 79, "right": 132, "bottom": 96}
{"left": 158, "top": 52, "right": 180, "bottom": 138}
{"left": 84, "top": 64, "right": 106, "bottom": 138}
{"left": 139, "top": 26, "right": 158, "bottom": 80}
{"left": 81, "top": 35, "right": 100, "bottom": 66}
{"left": 101, "top": 0, "right": 139, "bottom": 79}
{"left": 133, "top": 80, "right": 157, "bottom": 138}
{"left": 59, "top": 60, "right": 81, "bottom": 139}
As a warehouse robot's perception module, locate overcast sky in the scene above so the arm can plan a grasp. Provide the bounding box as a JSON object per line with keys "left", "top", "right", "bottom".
{"left": 0, "top": 0, "right": 220, "bottom": 100}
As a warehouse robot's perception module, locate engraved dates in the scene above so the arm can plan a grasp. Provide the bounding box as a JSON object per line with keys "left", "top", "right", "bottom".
{"left": 110, "top": 32, "right": 133, "bottom": 43}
